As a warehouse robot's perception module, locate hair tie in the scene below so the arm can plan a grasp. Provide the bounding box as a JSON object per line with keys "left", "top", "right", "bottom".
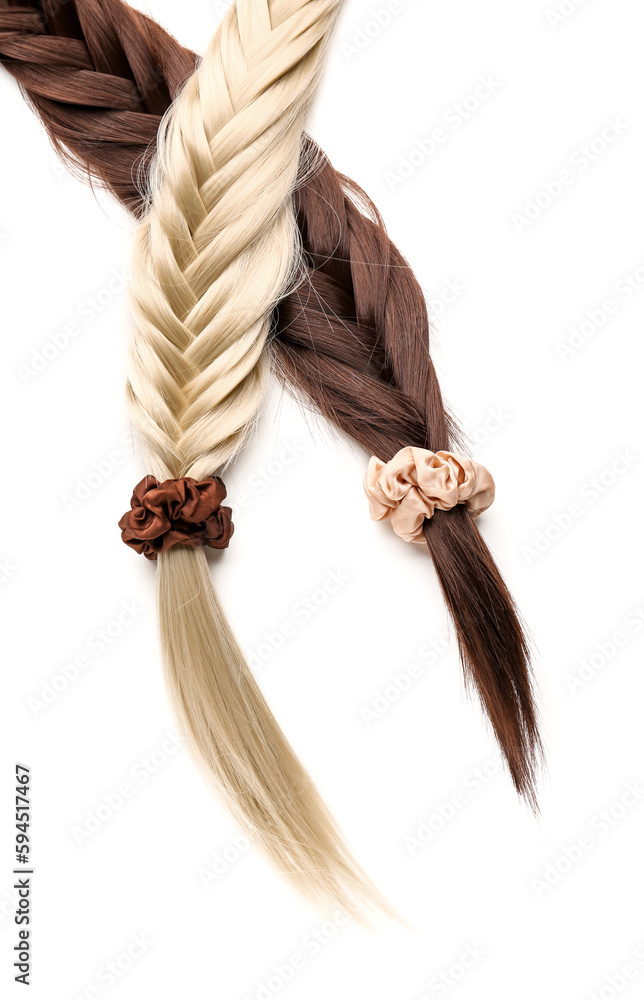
{"left": 364, "top": 447, "right": 495, "bottom": 543}
{"left": 119, "top": 475, "right": 234, "bottom": 560}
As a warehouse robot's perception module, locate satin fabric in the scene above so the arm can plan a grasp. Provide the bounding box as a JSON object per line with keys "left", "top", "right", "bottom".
{"left": 364, "top": 447, "right": 495, "bottom": 543}
{"left": 119, "top": 476, "right": 234, "bottom": 559}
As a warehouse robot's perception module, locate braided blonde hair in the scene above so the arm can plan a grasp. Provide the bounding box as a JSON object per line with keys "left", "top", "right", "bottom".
{"left": 126, "top": 0, "right": 391, "bottom": 918}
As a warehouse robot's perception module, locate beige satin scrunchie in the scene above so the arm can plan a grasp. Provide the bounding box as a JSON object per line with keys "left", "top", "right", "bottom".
{"left": 364, "top": 447, "right": 495, "bottom": 543}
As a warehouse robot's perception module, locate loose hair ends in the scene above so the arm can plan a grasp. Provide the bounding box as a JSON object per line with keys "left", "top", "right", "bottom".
{"left": 157, "top": 546, "right": 392, "bottom": 919}
{"left": 423, "top": 509, "right": 543, "bottom": 808}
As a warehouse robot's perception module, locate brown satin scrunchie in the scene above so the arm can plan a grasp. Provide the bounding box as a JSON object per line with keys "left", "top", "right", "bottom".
{"left": 119, "top": 475, "right": 234, "bottom": 560}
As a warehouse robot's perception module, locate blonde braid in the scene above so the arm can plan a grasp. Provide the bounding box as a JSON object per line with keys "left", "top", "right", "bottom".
{"left": 128, "top": 0, "right": 342, "bottom": 478}
{"left": 125, "top": 0, "right": 393, "bottom": 918}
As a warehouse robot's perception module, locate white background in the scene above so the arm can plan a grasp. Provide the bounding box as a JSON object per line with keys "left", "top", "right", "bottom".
{"left": 1, "top": 1, "right": 643, "bottom": 998}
